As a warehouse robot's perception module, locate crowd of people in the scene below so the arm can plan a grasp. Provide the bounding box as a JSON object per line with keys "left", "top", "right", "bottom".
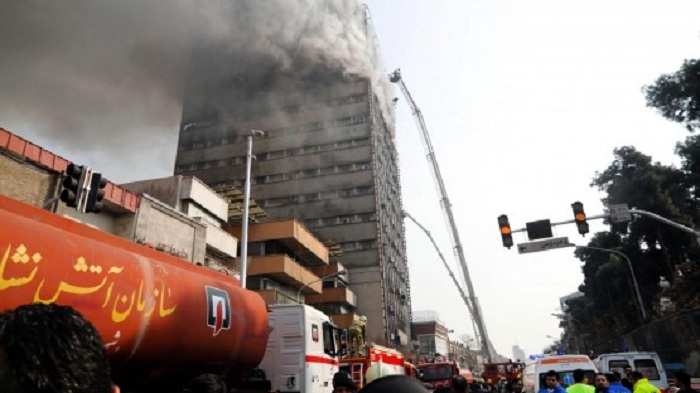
{"left": 534, "top": 368, "right": 697, "bottom": 393}
{"left": 1, "top": 303, "right": 696, "bottom": 393}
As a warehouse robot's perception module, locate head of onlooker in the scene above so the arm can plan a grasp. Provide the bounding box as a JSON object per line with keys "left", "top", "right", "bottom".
{"left": 594, "top": 373, "right": 610, "bottom": 391}
{"left": 609, "top": 372, "right": 621, "bottom": 384}
{"left": 184, "top": 374, "right": 226, "bottom": 393}
{"left": 623, "top": 366, "right": 633, "bottom": 378}
{"left": 333, "top": 371, "right": 358, "bottom": 393}
{"left": 573, "top": 369, "right": 586, "bottom": 384}
{"left": 512, "top": 378, "right": 524, "bottom": 393}
{"left": 675, "top": 372, "right": 693, "bottom": 392}
{"left": 359, "top": 374, "right": 428, "bottom": 392}
{"left": 628, "top": 371, "right": 644, "bottom": 386}
{"left": 0, "top": 303, "right": 118, "bottom": 393}
{"left": 452, "top": 375, "right": 469, "bottom": 393}
{"left": 545, "top": 370, "right": 560, "bottom": 389}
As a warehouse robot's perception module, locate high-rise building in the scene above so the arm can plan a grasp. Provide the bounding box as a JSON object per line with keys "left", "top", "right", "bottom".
{"left": 512, "top": 345, "right": 526, "bottom": 363}
{"left": 173, "top": 7, "right": 411, "bottom": 346}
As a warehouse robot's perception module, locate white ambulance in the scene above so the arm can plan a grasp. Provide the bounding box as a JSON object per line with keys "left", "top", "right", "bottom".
{"left": 593, "top": 352, "right": 668, "bottom": 392}
{"left": 523, "top": 355, "right": 598, "bottom": 393}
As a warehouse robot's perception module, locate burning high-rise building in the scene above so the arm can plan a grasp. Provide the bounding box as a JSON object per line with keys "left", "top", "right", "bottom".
{"left": 174, "top": 1, "right": 411, "bottom": 347}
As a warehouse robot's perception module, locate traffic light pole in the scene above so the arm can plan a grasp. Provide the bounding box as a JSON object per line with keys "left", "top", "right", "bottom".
{"left": 629, "top": 209, "right": 700, "bottom": 244}
{"left": 509, "top": 214, "right": 609, "bottom": 234}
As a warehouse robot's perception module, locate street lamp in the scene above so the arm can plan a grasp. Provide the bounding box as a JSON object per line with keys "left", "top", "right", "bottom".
{"left": 240, "top": 129, "right": 265, "bottom": 289}
{"left": 573, "top": 245, "right": 646, "bottom": 321}
{"left": 296, "top": 270, "right": 347, "bottom": 304}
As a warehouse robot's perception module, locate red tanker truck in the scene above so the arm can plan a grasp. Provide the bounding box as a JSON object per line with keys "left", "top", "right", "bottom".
{"left": 0, "top": 195, "right": 345, "bottom": 392}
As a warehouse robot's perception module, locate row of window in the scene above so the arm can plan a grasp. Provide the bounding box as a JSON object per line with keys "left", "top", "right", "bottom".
{"left": 183, "top": 92, "right": 368, "bottom": 126}
{"left": 303, "top": 212, "right": 377, "bottom": 229}
{"left": 179, "top": 115, "right": 368, "bottom": 151}
{"left": 260, "top": 185, "right": 374, "bottom": 208}
{"left": 175, "top": 137, "right": 370, "bottom": 174}
{"left": 253, "top": 161, "right": 372, "bottom": 185}
{"left": 339, "top": 239, "right": 377, "bottom": 252}
{"left": 260, "top": 136, "right": 370, "bottom": 161}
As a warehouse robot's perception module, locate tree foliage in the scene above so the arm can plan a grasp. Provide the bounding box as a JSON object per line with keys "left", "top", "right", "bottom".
{"left": 570, "top": 145, "right": 700, "bottom": 350}
{"left": 644, "top": 59, "right": 700, "bottom": 131}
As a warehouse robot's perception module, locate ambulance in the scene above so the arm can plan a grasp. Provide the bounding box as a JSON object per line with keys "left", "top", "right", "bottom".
{"left": 523, "top": 355, "right": 598, "bottom": 393}
{"left": 593, "top": 352, "right": 668, "bottom": 393}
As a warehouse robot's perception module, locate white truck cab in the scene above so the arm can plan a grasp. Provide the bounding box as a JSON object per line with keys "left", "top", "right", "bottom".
{"left": 593, "top": 352, "right": 668, "bottom": 392}
{"left": 259, "top": 304, "right": 343, "bottom": 393}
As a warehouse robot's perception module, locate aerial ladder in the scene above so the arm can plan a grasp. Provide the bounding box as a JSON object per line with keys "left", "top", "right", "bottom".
{"left": 390, "top": 69, "right": 494, "bottom": 361}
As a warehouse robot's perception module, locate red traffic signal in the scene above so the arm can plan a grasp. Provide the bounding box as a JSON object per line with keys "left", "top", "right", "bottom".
{"left": 498, "top": 215, "right": 514, "bottom": 249}
{"left": 571, "top": 201, "right": 589, "bottom": 236}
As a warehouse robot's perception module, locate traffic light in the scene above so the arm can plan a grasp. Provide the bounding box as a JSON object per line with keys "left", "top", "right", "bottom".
{"left": 571, "top": 201, "right": 589, "bottom": 236}
{"left": 498, "top": 214, "right": 513, "bottom": 249}
{"left": 60, "top": 163, "right": 87, "bottom": 208}
{"left": 85, "top": 173, "right": 107, "bottom": 213}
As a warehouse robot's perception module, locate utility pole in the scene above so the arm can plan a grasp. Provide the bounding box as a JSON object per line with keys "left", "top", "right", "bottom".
{"left": 240, "top": 130, "right": 264, "bottom": 289}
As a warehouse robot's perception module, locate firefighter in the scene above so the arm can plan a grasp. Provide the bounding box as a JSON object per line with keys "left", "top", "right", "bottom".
{"left": 348, "top": 315, "right": 368, "bottom": 356}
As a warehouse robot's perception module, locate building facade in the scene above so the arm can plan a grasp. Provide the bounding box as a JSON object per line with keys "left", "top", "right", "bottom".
{"left": 174, "top": 76, "right": 412, "bottom": 346}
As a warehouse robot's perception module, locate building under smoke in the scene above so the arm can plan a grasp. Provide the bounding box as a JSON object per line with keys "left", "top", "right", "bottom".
{"left": 174, "top": 1, "right": 411, "bottom": 347}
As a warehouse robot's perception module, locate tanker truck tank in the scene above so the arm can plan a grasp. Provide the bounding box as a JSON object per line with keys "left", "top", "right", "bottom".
{"left": 0, "top": 195, "right": 270, "bottom": 389}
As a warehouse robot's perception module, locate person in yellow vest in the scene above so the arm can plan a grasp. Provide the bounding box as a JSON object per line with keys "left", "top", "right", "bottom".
{"left": 566, "top": 369, "right": 595, "bottom": 393}
{"left": 628, "top": 371, "right": 660, "bottom": 393}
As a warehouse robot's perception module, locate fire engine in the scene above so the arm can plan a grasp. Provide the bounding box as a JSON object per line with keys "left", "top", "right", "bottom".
{"left": 0, "top": 195, "right": 348, "bottom": 392}
{"left": 339, "top": 344, "right": 408, "bottom": 389}
{"left": 417, "top": 355, "right": 460, "bottom": 393}
{"left": 483, "top": 360, "right": 526, "bottom": 388}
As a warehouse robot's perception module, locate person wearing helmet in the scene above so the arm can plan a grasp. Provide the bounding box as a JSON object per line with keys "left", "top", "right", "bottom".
{"left": 333, "top": 371, "right": 358, "bottom": 393}
{"left": 359, "top": 375, "right": 429, "bottom": 392}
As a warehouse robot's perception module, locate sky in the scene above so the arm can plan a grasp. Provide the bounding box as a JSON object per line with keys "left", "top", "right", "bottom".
{"left": 2, "top": 0, "right": 700, "bottom": 360}
{"left": 364, "top": 0, "right": 700, "bottom": 358}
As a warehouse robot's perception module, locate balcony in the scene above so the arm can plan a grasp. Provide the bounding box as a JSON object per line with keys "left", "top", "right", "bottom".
{"left": 228, "top": 220, "right": 329, "bottom": 266}
{"left": 256, "top": 289, "right": 299, "bottom": 305}
{"left": 309, "top": 261, "right": 345, "bottom": 277}
{"left": 304, "top": 287, "right": 356, "bottom": 307}
{"left": 329, "top": 313, "right": 358, "bottom": 329}
{"left": 247, "top": 254, "right": 322, "bottom": 294}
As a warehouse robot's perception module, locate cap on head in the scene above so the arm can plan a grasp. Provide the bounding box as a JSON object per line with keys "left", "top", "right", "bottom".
{"left": 333, "top": 372, "right": 356, "bottom": 391}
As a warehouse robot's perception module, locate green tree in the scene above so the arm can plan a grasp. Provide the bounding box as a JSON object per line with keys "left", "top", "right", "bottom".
{"left": 644, "top": 58, "right": 700, "bottom": 131}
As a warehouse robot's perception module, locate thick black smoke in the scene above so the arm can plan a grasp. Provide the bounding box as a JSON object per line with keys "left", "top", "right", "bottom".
{"left": 0, "top": 0, "right": 393, "bottom": 182}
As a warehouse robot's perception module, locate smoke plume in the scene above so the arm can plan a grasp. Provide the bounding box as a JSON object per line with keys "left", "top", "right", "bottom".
{"left": 0, "top": 0, "right": 394, "bottom": 182}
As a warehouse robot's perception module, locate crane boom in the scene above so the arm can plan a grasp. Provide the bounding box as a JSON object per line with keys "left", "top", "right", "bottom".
{"left": 390, "top": 69, "right": 494, "bottom": 361}
{"left": 403, "top": 211, "right": 481, "bottom": 341}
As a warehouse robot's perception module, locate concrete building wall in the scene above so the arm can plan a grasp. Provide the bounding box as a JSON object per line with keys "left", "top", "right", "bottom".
{"left": 122, "top": 176, "right": 181, "bottom": 208}
{"left": 133, "top": 195, "right": 207, "bottom": 263}
{"left": 179, "top": 176, "right": 228, "bottom": 222}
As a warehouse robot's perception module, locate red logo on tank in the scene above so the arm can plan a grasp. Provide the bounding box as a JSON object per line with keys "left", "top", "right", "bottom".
{"left": 205, "top": 286, "right": 231, "bottom": 336}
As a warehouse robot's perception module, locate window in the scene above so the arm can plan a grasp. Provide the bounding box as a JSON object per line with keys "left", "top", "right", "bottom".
{"left": 322, "top": 322, "right": 337, "bottom": 357}
{"left": 607, "top": 360, "right": 630, "bottom": 376}
{"left": 634, "top": 359, "right": 660, "bottom": 380}
{"left": 312, "top": 324, "right": 319, "bottom": 342}
{"left": 320, "top": 167, "right": 336, "bottom": 176}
